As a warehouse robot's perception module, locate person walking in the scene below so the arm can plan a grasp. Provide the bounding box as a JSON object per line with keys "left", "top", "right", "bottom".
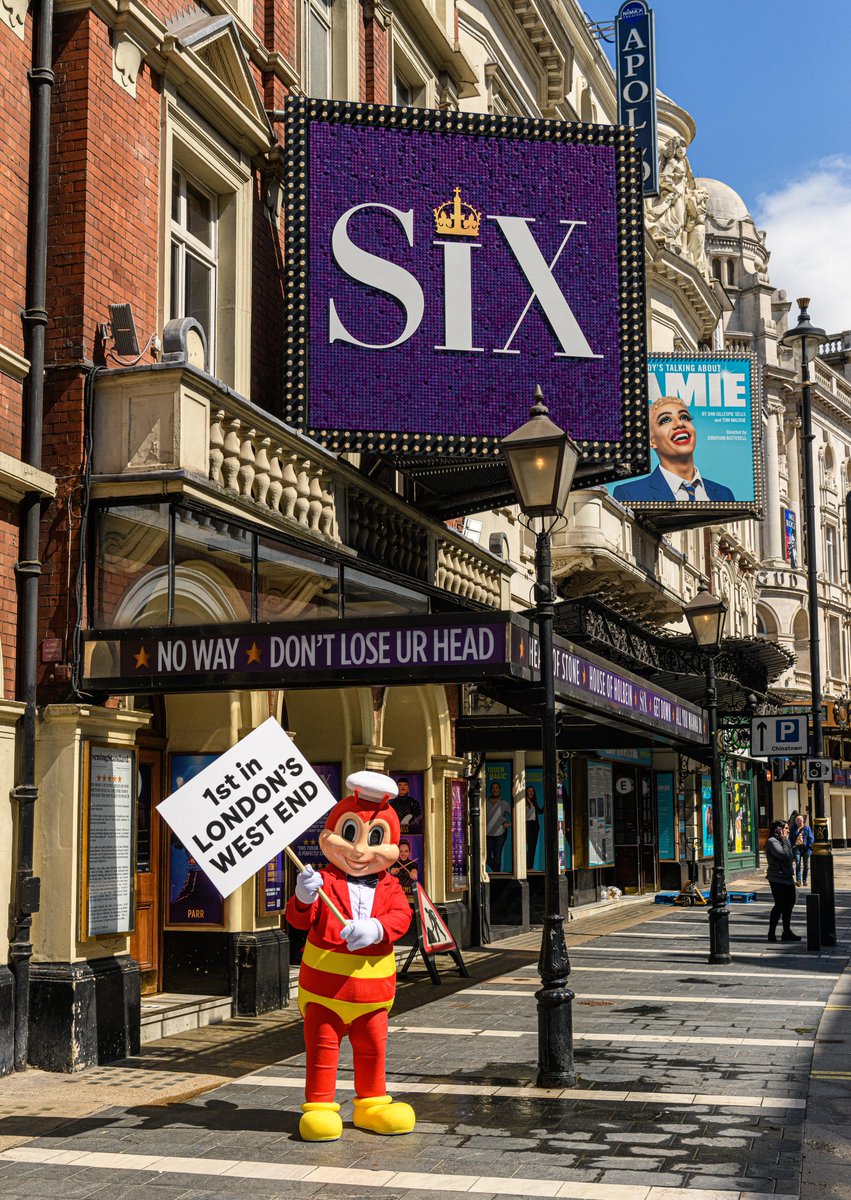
{"left": 765, "top": 819, "right": 800, "bottom": 942}
{"left": 790, "top": 813, "right": 814, "bottom": 886}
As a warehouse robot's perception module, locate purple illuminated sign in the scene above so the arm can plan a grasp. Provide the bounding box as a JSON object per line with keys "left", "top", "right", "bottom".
{"left": 284, "top": 98, "right": 649, "bottom": 486}
{"left": 511, "top": 625, "right": 705, "bottom": 741}
{"left": 112, "top": 617, "right": 510, "bottom": 684}
{"left": 84, "top": 612, "right": 705, "bottom": 743}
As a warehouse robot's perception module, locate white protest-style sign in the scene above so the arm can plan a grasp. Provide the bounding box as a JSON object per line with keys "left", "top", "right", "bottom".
{"left": 156, "top": 717, "right": 337, "bottom": 899}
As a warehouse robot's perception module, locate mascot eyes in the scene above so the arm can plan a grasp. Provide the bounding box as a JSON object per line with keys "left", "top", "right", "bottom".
{"left": 367, "top": 827, "right": 384, "bottom": 846}
{"left": 341, "top": 819, "right": 359, "bottom": 843}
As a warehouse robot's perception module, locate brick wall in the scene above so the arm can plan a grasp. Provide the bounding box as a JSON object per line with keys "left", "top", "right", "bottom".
{"left": 30, "top": 0, "right": 303, "bottom": 693}
{"left": 0, "top": 500, "right": 20, "bottom": 697}
{"left": 361, "top": 5, "right": 390, "bottom": 104}
{"left": 0, "top": 14, "right": 34, "bottom": 700}
{"left": 0, "top": 18, "right": 31, "bottom": 364}
{"left": 47, "top": 12, "right": 160, "bottom": 367}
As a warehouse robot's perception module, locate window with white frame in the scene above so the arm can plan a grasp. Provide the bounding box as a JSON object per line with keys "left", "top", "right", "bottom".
{"left": 170, "top": 168, "right": 218, "bottom": 369}
{"left": 825, "top": 522, "right": 839, "bottom": 582}
{"left": 828, "top": 614, "right": 843, "bottom": 680}
{"left": 394, "top": 73, "right": 413, "bottom": 107}
{"left": 305, "top": 0, "right": 332, "bottom": 98}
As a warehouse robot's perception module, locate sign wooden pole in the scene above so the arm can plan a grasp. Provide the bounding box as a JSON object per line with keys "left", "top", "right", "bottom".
{"left": 284, "top": 844, "right": 346, "bottom": 924}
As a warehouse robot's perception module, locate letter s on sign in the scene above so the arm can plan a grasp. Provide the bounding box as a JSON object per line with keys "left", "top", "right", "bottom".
{"left": 328, "top": 203, "right": 425, "bottom": 350}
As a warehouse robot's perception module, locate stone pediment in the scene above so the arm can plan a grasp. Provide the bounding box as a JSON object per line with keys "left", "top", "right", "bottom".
{"left": 163, "top": 12, "right": 273, "bottom": 153}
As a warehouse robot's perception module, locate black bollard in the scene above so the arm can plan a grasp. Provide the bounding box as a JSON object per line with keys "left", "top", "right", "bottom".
{"left": 806, "top": 893, "right": 821, "bottom": 952}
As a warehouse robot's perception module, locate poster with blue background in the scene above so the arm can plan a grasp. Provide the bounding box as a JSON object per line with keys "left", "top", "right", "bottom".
{"left": 608, "top": 355, "right": 759, "bottom": 512}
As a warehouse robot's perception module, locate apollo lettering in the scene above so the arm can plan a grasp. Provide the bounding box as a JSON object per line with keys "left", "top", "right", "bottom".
{"left": 328, "top": 203, "right": 599, "bottom": 360}
{"left": 616, "top": 3, "right": 657, "bottom": 191}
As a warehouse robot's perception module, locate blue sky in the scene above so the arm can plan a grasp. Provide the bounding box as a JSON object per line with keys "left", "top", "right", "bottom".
{"left": 580, "top": 1, "right": 851, "bottom": 329}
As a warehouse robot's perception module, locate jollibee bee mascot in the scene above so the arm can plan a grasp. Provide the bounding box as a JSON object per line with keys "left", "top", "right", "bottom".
{"left": 285, "top": 770, "right": 415, "bottom": 1142}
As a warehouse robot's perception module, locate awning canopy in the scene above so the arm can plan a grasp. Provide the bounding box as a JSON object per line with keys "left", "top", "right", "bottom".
{"left": 549, "top": 596, "right": 794, "bottom": 709}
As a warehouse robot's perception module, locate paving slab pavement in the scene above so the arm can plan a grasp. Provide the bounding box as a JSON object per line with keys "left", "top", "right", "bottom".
{"left": 0, "top": 853, "right": 848, "bottom": 1199}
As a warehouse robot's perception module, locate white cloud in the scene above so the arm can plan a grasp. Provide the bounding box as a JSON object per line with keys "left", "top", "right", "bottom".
{"left": 755, "top": 157, "right": 851, "bottom": 333}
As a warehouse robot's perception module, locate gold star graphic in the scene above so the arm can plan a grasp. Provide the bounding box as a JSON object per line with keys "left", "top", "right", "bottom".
{"left": 134, "top": 646, "right": 150, "bottom": 669}
{"left": 246, "top": 641, "right": 262, "bottom": 665}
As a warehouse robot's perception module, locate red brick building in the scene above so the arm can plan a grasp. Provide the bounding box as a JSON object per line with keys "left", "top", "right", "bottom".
{"left": 1, "top": 0, "right": 490, "bottom": 1071}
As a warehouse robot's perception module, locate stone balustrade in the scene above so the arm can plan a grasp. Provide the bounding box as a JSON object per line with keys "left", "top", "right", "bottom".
{"left": 92, "top": 364, "right": 510, "bottom": 610}
{"left": 436, "top": 543, "right": 502, "bottom": 607}
{"left": 209, "top": 410, "right": 338, "bottom": 541}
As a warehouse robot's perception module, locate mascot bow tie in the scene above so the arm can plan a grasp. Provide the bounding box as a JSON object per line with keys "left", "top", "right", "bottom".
{"left": 347, "top": 873, "right": 380, "bottom": 888}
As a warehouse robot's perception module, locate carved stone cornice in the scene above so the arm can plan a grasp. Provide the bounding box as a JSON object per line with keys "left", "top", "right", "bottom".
{"left": 646, "top": 241, "right": 721, "bottom": 339}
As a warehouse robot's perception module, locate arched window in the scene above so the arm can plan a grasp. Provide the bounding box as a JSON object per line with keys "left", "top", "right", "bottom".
{"left": 793, "top": 610, "right": 810, "bottom": 675}
{"left": 725, "top": 260, "right": 735, "bottom": 286}
{"left": 755, "top": 605, "right": 779, "bottom": 639}
{"left": 712, "top": 258, "right": 722, "bottom": 281}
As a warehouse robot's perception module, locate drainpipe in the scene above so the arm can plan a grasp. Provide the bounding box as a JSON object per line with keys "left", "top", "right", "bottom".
{"left": 11, "top": 0, "right": 54, "bottom": 1071}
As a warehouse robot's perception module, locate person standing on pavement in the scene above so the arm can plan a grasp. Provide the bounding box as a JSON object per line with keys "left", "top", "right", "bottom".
{"left": 765, "top": 819, "right": 800, "bottom": 942}
{"left": 790, "top": 813, "right": 814, "bottom": 886}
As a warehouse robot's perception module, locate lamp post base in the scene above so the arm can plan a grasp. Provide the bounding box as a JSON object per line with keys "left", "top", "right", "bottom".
{"left": 810, "top": 854, "right": 836, "bottom": 947}
{"left": 536, "top": 914, "right": 575, "bottom": 1088}
{"left": 708, "top": 909, "right": 731, "bottom": 964}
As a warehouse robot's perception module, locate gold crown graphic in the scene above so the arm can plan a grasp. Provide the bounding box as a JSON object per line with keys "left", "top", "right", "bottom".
{"left": 433, "top": 187, "right": 482, "bottom": 237}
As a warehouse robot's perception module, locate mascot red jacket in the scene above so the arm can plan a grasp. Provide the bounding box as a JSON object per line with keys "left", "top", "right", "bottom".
{"left": 285, "top": 770, "right": 414, "bottom": 1142}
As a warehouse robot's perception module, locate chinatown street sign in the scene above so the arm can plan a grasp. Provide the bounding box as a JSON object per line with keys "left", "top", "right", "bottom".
{"left": 82, "top": 613, "right": 706, "bottom": 746}
{"left": 283, "top": 97, "right": 649, "bottom": 488}
{"left": 615, "top": 1, "right": 659, "bottom": 195}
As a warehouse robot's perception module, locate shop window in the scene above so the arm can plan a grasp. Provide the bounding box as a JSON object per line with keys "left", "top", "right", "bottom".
{"left": 257, "top": 537, "right": 339, "bottom": 621}
{"left": 727, "top": 779, "right": 753, "bottom": 855}
{"left": 170, "top": 168, "right": 218, "bottom": 368}
{"left": 94, "top": 504, "right": 170, "bottom": 627}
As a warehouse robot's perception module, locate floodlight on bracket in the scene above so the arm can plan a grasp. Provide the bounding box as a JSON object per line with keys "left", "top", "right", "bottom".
{"left": 99, "top": 303, "right": 161, "bottom": 364}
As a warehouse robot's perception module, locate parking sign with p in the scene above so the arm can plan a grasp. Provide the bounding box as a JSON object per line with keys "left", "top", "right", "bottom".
{"left": 750, "top": 715, "right": 808, "bottom": 757}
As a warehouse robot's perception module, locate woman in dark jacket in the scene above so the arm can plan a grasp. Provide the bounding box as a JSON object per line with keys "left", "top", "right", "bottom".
{"left": 765, "top": 819, "right": 799, "bottom": 942}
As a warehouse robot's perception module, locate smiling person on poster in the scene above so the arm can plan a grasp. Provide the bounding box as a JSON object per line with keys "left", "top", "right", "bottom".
{"left": 285, "top": 770, "right": 415, "bottom": 1142}
{"left": 485, "top": 780, "right": 511, "bottom": 872}
{"left": 613, "top": 397, "right": 735, "bottom": 504}
{"left": 525, "top": 784, "right": 543, "bottom": 871}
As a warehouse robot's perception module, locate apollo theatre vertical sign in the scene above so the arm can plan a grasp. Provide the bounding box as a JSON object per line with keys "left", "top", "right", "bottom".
{"left": 616, "top": 1, "right": 658, "bottom": 196}
{"left": 283, "top": 98, "right": 649, "bottom": 493}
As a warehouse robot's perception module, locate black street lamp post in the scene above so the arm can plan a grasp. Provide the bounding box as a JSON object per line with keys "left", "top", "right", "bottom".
{"left": 781, "top": 299, "right": 836, "bottom": 945}
{"left": 685, "top": 588, "right": 731, "bottom": 965}
{"left": 502, "top": 387, "right": 580, "bottom": 1088}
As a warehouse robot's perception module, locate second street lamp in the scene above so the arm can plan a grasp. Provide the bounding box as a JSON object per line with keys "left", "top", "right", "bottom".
{"left": 684, "top": 587, "right": 731, "bottom": 965}
{"left": 502, "top": 386, "right": 580, "bottom": 1088}
{"left": 780, "top": 299, "right": 836, "bottom": 946}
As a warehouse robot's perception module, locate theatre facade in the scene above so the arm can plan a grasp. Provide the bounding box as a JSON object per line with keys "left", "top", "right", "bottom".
{"left": 2, "top": 0, "right": 792, "bottom": 1075}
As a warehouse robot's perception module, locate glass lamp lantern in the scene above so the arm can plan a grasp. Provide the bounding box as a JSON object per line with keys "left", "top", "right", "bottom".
{"left": 684, "top": 588, "right": 728, "bottom": 651}
{"left": 501, "top": 387, "right": 580, "bottom": 519}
